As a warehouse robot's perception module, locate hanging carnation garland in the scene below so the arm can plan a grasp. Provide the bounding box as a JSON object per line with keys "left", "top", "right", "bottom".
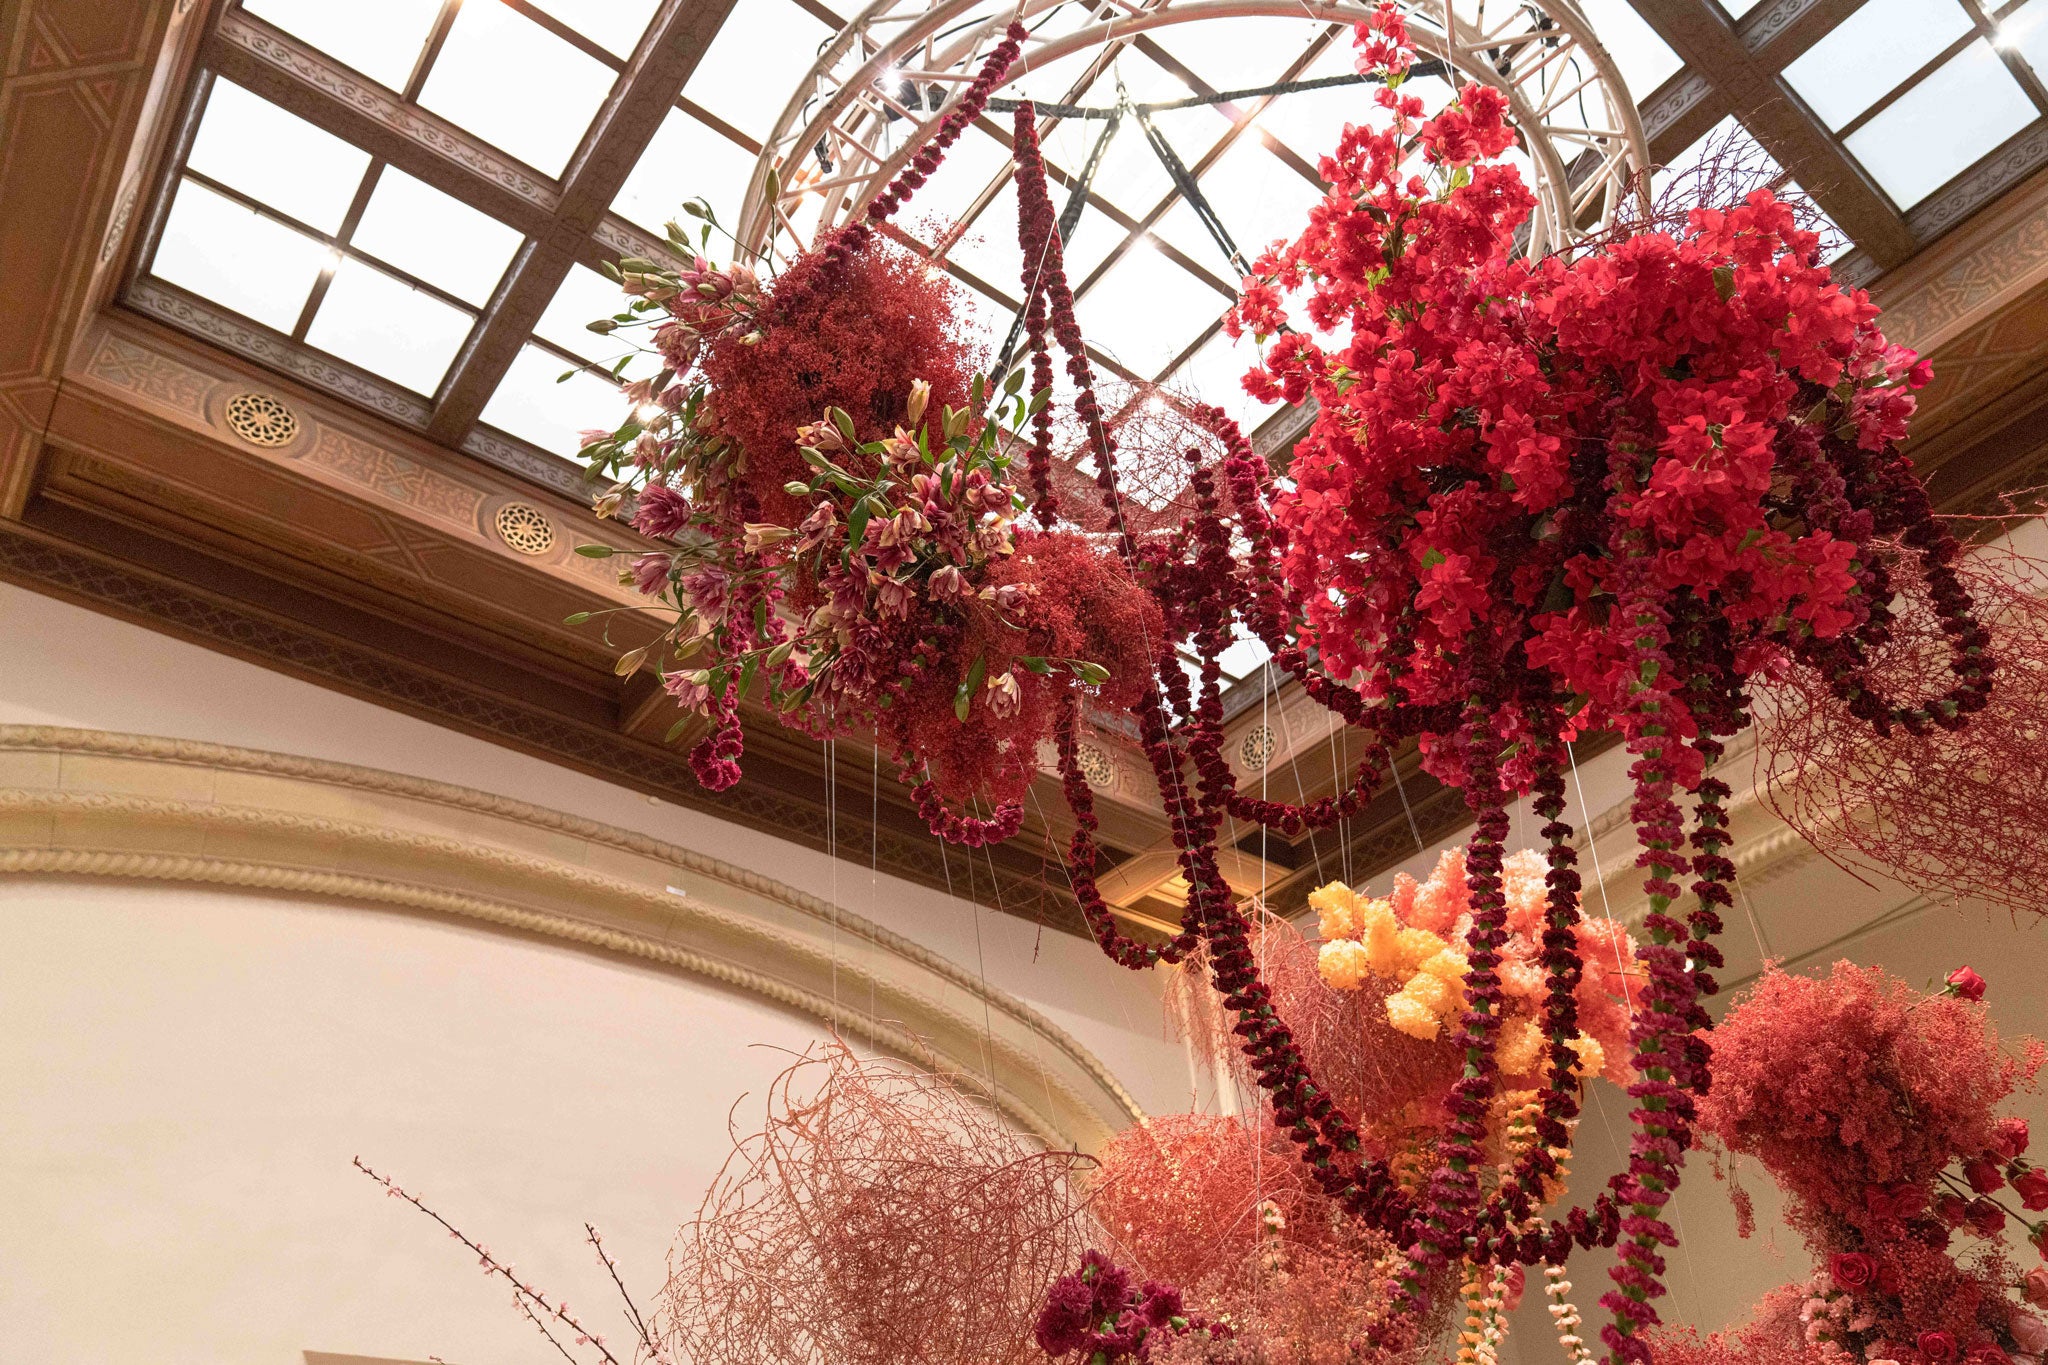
{"left": 567, "top": 5, "right": 1998, "bottom": 1360}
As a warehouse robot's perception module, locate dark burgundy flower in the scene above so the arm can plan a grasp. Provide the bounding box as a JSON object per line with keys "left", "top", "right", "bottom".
{"left": 1966, "top": 1197, "right": 2008, "bottom": 1237}
{"left": 1992, "top": 1118, "right": 2032, "bottom": 1161}
{"left": 1966, "top": 1157, "right": 2008, "bottom": 1195}
{"left": 2015, "top": 1167, "right": 2048, "bottom": 1212}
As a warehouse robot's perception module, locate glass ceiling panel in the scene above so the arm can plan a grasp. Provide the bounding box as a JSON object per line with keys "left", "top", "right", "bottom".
{"left": 1998, "top": 0, "right": 2048, "bottom": 75}
{"left": 1574, "top": 0, "right": 1684, "bottom": 105}
{"left": 523, "top": 0, "right": 662, "bottom": 60}
{"left": 1148, "top": 16, "right": 1326, "bottom": 93}
{"left": 303, "top": 257, "right": 476, "bottom": 394}
{"left": 944, "top": 181, "right": 1026, "bottom": 298}
{"left": 481, "top": 343, "right": 626, "bottom": 456}
{"left": 347, "top": 167, "right": 525, "bottom": 307}
{"left": 1717, "top": 0, "right": 1764, "bottom": 15}
{"left": 1075, "top": 244, "right": 1232, "bottom": 377}
{"left": 417, "top": 0, "right": 617, "bottom": 177}
{"left": 238, "top": 0, "right": 443, "bottom": 91}
{"left": 152, "top": 178, "right": 330, "bottom": 332}
{"left": 682, "top": 0, "right": 832, "bottom": 144}
{"left": 1784, "top": 0, "right": 1975, "bottom": 132}
{"left": 1152, "top": 137, "right": 1325, "bottom": 271}
{"left": 1846, "top": 38, "right": 2036, "bottom": 209}
{"left": 1167, "top": 328, "right": 1282, "bottom": 435}
{"left": 534, "top": 264, "right": 631, "bottom": 364}
{"left": 187, "top": 79, "right": 371, "bottom": 234}
{"left": 615, "top": 107, "right": 757, "bottom": 233}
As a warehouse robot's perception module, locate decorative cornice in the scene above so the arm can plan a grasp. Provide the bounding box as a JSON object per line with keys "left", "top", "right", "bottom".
{"left": 0, "top": 724, "right": 1143, "bottom": 1147}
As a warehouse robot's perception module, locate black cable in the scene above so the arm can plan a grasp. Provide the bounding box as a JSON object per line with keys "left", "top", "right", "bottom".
{"left": 1135, "top": 102, "right": 1249, "bottom": 276}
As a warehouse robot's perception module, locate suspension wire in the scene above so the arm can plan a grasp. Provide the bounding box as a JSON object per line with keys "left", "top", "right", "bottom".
{"left": 1134, "top": 102, "right": 1251, "bottom": 276}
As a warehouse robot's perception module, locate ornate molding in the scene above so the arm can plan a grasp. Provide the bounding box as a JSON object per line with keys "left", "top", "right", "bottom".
{"left": 0, "top": 724, "right": 1142, "bottom": 1148}
{"left": 1640, "top": 71, "right": 1713, "bottom": 144}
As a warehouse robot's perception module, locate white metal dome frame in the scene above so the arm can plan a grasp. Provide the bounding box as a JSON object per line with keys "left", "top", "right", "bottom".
{"left": 737, "top": 0, "right": 1651, "bottom": 267}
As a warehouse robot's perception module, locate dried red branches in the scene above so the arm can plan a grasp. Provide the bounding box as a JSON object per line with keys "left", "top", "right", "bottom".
{"left": 656, "top": 1044, "right": 1096, "bottom": 1365}
{"left": 1759, "top": 524, "right": 2048, "bottom": 917}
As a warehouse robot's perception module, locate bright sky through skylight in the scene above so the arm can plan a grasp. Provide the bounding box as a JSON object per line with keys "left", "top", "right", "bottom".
{"left": 418, "top": 0, "right": 617, "bottom": 176}
{"left": 240, "top": 0, "right": 442, "bottom": 90}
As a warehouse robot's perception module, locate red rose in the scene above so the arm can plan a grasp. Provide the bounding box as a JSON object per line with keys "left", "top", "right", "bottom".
{"left": 1967, "top": 1157, "right": 2008, "bottom": 1194}
{"left": 2035, "top": 1222, "right": 2048, "bottom": 1260}
{"left": 2016, "top": 1169, "right": 2048, "bottom": 1212}
{"left": 1831, "top": 1252, "right": 1881, "bottom": 1291}
{"left": 1871, "top": 1182, "right": 1933, "bottom": 1219}
{"left": 1920, "top": 1330, "right": 1959, "bottom": 1363}
{"left": 1946, "top": 966, "right": 1987, "bottom": 1001}
{"left": 1967, "top": 1198, "right": 2009, "bottom": 1237}
{"left": 1937, "top": 1194, "right": 1972, "bottom": 1226}
{"left": 2026, "top": 1265, "right": 2048, "bottom": 1309}
{"left": 1966, "top": 1345, "right": 2012, "bottom": 1365}
{"left": 1993, "top": 1119, "right": 2032, "bottom": 1161}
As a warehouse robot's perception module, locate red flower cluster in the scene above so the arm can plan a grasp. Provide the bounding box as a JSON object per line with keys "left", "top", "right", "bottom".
{"left": 1034, "top": 1251, "right": 1216, "bottom": 1362}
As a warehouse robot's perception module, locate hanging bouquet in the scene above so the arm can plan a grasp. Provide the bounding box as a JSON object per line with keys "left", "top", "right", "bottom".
{"left": 1690, "top": 962, "right": 2047, "bottom": 1365}
{"left": 572, "top": 25, "right": 1163, "bottom": 840}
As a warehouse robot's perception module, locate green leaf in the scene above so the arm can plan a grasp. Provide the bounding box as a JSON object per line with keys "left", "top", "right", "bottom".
{"left": 1713, "top": 265, "right": 1736, "bottom": 301}
{"left": 564, "top": 611, "right": 594, "bottom": 625}
{"left": 954, "top": 653, "right": 987, "bottom": 722}
{"left": 1017, "top": 655, "right": 1052, "bottom": 675}
{"left": 575, "top": 544, "right": 617, "bottom": 558}
{"left": 970, "top": 373, "right": 985, "bottom": 409}
{"left": 737, "top": 654, "right": 759, "bottom": 701}
{"left": 845, "top": 496, "right": 873, "bottom": 554}
{"left": 1073, "top": 660, "right": 1110, "bottom": 686}
{"left": 1419, "top": 547, "right": 1446, "bottom": 570}
{"left": 1028, "top": 387, "right": 1052, "bottom": 415}
{"left": 1004, "top": 367, "right": 1026, "bottom": 396}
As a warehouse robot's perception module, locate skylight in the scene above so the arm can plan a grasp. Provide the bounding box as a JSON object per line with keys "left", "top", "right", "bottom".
{"left": 123, "top": 0, "right": 2048, "bottom": 493}
{"left": 417, "top": 0, "right": 618, "bottom": 176}
{"left": 238, "top": 0, "right": 443, "bottom": 90}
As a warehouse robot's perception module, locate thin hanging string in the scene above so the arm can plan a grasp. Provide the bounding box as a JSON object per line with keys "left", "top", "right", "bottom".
{"left": 974, "top": 795, "right": 1061, "bottom": 1126}
{"left": 1389, "top": 751, "right": 1427, "bottom": 855}
{"left": 826, "top": 737, "right": 840, "bottom": 1027}
{"left": 939, "top": 819, "right": 998, "bottom": 1095}
{"left": 870, "top": 745, "right": 880, "bottom": 1030}
{"left": 1568, "top": 739, "right": 1635, "bottom": 1019}
{"left": 1735, "top": 875, "right": 1775, "bottom": 968}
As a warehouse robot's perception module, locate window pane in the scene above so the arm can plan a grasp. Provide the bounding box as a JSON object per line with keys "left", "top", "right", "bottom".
{"left": 534, "top": 264, "right": 631, "bottom": 364}
{"left": 522, "top": 0, "right": 660, "bottom": 59}
{"left": 417, "top": 1, "right": 617, "bottom": 177}
{"left": 1785, "top": 0, "right": 1974, "bottom": 130}
{"left": 1719, "top": 0, "right": 1764, "bottom": 14}
{"left": 187, "top": 79, "right": 371, "bottom": 234}
{"left": 481, "top": 343, "right": 625, "bottom": 456}
{"left": 1165, "top": 328, "right": 1281, "bottom": 435}
{"left": 348, "top": 167, "right": 524, "bottom": 306}
{"left": 1997, "top": 0, "right": 2048, "bottom": 79}
{"left": 1075, "top": 246, "right": 1232, "bottom": 378}
{"left": 1846, "top": 39, "right": 2036, "bottom": 208}
{"left": 682, "top": 0, "right": 831, "bottom": 143}
{"left": 151, "top": 178, "right": 329, "bottom": 332}
{"left": 240, "top": 0, "right": 443, "bottom": 90}
{"left": 304, "top": 257, "right": 476, "bottom": 393}
{"left": 614, "top": 108, "right": 757, "bottom": 232}
{"left": 1574, "top": 0, "right": 1684, "bottom": 104}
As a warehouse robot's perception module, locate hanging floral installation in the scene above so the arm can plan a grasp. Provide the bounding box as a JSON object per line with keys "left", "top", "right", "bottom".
{"left": 1668, "top": 962, "right": 2048, "bottom": 1365}
{"left": 546, "top": 1, "right": 2026, "bottom": 1360}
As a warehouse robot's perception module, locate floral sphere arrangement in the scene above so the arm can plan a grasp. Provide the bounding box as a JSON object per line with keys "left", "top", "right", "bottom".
{"left": 1694, "top": 962, "right": 2047, "bottom": 1365}
{"left": 572, "top": 23, "right": 1162, "bottom": 840}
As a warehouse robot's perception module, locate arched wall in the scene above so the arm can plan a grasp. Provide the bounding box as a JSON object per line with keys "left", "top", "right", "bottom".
{"left": 0, "top": 579, "right": 1205, "bottom": 1363}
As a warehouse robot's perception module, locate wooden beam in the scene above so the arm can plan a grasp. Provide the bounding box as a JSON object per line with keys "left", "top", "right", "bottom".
{"left": 424, "top": 0, "right": 739, "bottom": 445}
{"left": 1628, "top": 0, "right": 1918, "bottom": 267}
{"left": 0, "top": 0, "right": 201, "bottom": 517}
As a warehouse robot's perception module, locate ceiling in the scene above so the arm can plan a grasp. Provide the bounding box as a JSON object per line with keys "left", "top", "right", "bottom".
{"left": 12, "top": 0, "right": 2048, "bottom": 936}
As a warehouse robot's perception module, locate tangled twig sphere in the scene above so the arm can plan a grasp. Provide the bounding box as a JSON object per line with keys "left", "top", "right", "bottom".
{"left": 656, "top": 1043, "right": 1097, "bottom": 1365}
